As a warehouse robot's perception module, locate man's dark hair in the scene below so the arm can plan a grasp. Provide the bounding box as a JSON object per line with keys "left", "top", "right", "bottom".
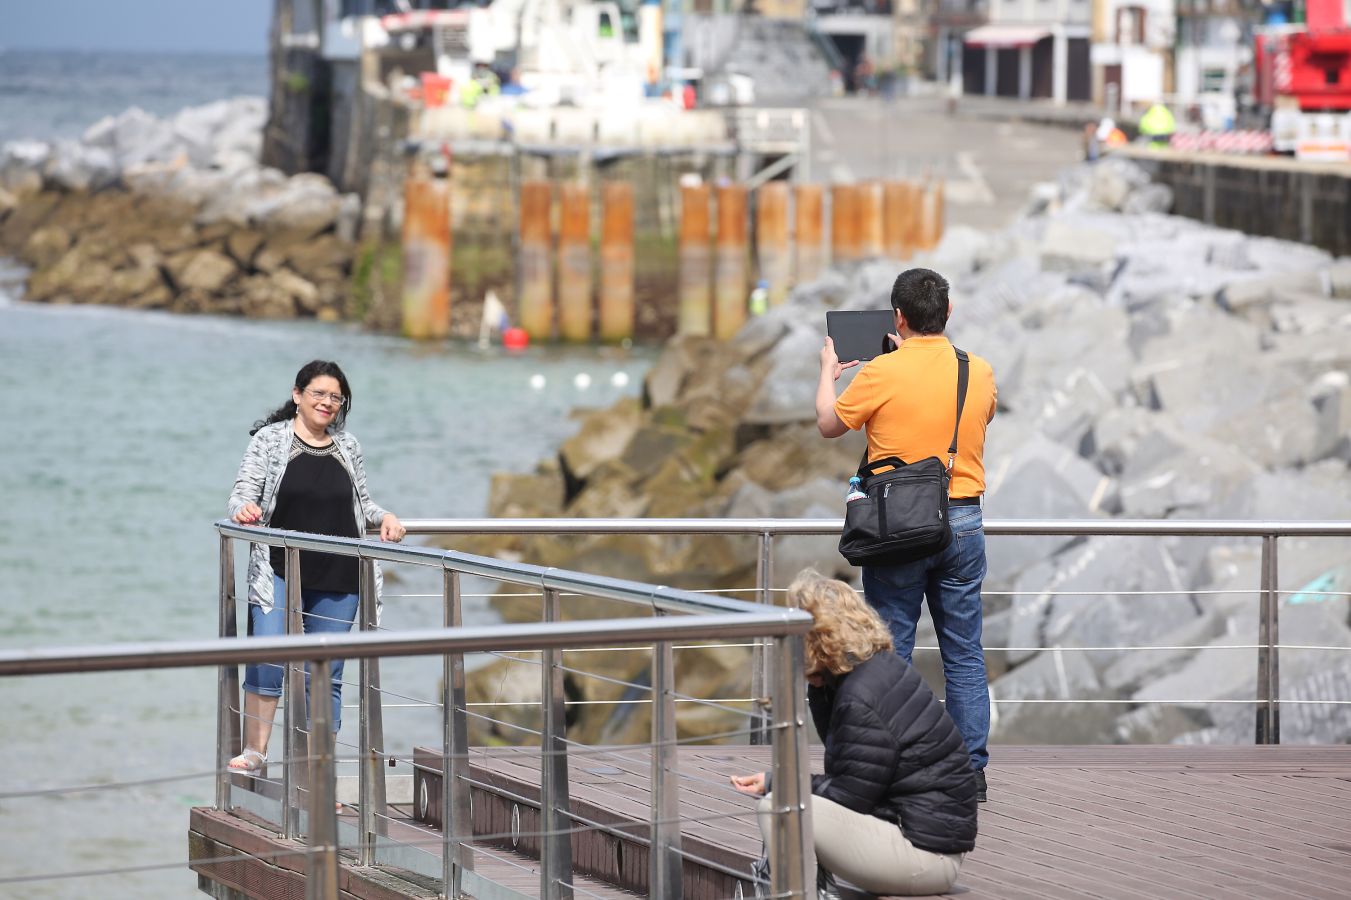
{"left": 890, "top": 268, "right": 949, "bottom": 334}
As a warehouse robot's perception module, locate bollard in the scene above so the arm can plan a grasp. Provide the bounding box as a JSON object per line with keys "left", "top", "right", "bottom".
{"left": 859, "top": 181, "right": 884, "bottom": 259}
{"left": 557, "top": 182, "right": 593, "bottom": 342}
{"left": 794, "top": 183, "right": 825, "bottom": 284}
{"left": 831, "top": 183, "right": 861, "bottom": 265}
{"left": 901, "top": 179, "right": 923, "bottom": 258}
{"left": 599, "top": 182, "right": 635, "bottom": 343}
{"left": 756, "top": 182, "right": 791, "bottom": 307}
{"left": 677, "top": 184, "right": 712, "bottom": 336}
{"left": 401, "top": 175, "right": 452, "bottom": 340}
{"left": 883, "top": 180, "right": 913, "bottom": 261}
{"left": 929, "top": 179, "right": 946, "bottom": 250}
{"left": 714, "top": 184, "right": 749, "bottom": 340}
{"left": 518, "top": 180, "right": 553, "bottom": 340}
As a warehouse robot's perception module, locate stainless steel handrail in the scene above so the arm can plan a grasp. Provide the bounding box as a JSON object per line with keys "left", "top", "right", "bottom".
{"left": 403, "top": 516, "right": 1351, "bottom": 747}
{"left": 212, "top": 520, "right": 815, "bottom": 900}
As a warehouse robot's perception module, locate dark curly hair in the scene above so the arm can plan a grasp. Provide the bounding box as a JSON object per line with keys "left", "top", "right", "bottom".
{"left": 250, "top": 360, "right": 352, "bottom": 435}
{"left": 890, "top": 267, "right": 950, "bottom": 335}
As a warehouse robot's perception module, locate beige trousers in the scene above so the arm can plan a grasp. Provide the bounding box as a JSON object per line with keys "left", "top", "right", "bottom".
{"left": 757, "top": 793, "right": 964, "bottom": 896}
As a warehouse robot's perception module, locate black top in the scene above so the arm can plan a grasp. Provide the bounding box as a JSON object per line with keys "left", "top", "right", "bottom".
{"left": 269, "top": 434, "right": 360, "bottom": 594}
{"left": 807, "top": 651, "right": 978, "bottom": 855}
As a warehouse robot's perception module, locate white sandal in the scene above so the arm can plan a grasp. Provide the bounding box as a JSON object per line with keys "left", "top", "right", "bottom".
{"left": 228, "top": 748, "right": 268, "bottom": 773}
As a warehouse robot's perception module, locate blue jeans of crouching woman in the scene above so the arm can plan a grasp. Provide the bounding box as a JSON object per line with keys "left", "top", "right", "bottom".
{"left": 242, "top": 575, "right": 359, "bottom": 732}
{"left": 862, "top": 505, "right": 990, "bottom": 771}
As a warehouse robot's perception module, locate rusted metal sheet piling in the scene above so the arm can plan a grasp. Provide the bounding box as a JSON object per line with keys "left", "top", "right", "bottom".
{"left": 678, "top": 184, "right": 712, "bottom": 336}
{"left": 557, "top": 182, "right": 593, "bottom": 342}
{"left": 599, "top": 182, "right": 634, "bottom": 343}
{"left": 859, "top": 182, "right": 884, "bottom": 259}
{"left": 883, "top": 180, "right": 915, "bottom": 261}
{"left": 917, "top": 180, "right": 945, "bottom": 251}
{"left": 518, "top": 180, "right": 554, "bottom": 340}
{"left": 714, "top": 184, "right": 749, "bottom": 340}
{"left": 794, "top": 183, "right": 825, "bottom": 284}
{"left": 756, "top": 182, "right": 790, "bottom": 307}
{"left": 401, "top": 175, "right": 452, "bottom": 340}
{"left": 831, "top": 184, "right": 860, "bottom": 264}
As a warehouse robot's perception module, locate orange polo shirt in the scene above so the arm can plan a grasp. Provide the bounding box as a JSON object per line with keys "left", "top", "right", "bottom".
{"left": 834, "top": 335, "right": 997, "bottom": 498}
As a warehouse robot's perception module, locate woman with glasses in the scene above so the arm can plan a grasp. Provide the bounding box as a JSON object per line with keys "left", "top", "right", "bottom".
{"left": 730, "top": 569, "right": 977, "bottom": 898}
{"left": 225, "top": 359, "right": 405, "bottom": 775}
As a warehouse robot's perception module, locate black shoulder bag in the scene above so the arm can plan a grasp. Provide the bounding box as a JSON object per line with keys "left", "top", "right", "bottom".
{"left": 838, "top": 347, "right": 970, "bottom": 567}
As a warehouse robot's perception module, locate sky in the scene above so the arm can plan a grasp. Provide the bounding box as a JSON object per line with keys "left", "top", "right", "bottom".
{"left": 3, "top": 0, "right": 272, "bottom": 55}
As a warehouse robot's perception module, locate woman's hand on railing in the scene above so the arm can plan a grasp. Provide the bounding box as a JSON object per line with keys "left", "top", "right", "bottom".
{"left": 232, "top": 503, "right": 263, "bottom": 525}
{"left": 380, "top": 513, "right": 407, "bottom": 543}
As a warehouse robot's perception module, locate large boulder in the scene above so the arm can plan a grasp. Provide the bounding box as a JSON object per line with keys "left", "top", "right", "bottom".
{"left": 165, "top": 249, "right": 238, "bottom": 293}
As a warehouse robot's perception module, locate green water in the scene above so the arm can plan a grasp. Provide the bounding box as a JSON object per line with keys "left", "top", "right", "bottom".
{"left": 0, "top": 299, "right": 652, "bottom": 897}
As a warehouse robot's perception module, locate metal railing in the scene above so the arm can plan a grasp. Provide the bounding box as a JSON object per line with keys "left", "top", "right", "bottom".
{"left": 0, "top": 523, "right": 817, "bottom": 900}
{"left": 401, "top": 517, "right": 1351, "bottom": 746}
{"left": 3, "top": 516, "right": 1347, "bottom": 897}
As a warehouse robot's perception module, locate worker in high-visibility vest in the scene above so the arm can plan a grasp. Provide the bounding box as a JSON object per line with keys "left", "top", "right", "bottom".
{"left": 1139, "top": 104, "right": 1176, "bottom": 150}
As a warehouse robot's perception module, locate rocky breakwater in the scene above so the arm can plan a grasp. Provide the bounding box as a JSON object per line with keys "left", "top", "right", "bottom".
{"left": 463, "top": 158, "right": 1351, "bottom": 749}
{"left": 0, "top": 98, "right": 358, "bottom": 319}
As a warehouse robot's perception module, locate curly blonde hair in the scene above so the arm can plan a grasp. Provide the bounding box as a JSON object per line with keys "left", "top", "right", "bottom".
{"left": 789, "top": 568, "right": 893, "bottom": 675}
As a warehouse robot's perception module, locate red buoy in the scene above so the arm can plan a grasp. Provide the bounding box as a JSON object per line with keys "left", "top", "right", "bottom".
{"left": 502, "top": 326, "right": 529, "bottom": 351}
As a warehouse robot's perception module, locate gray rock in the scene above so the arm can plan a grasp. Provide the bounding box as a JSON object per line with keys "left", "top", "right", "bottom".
{"left": 741, "top": 323, "right": 822, "bottom": 426}
{"left": 1120, "top": 182, "right": 1173, "bottom": 215}
{"left": 1039, "top": 219, "right": 1119, "bottom": 272}
{"left": 1007, "top": 535, "right": 1202, "bottom": 667}
{"left": 45, "top": 141, "right": 119, "bottom": 192}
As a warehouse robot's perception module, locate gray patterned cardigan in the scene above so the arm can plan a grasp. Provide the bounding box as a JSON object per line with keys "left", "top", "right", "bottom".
{"left": 227, "top": 421, "right": 389, "bottom": 617}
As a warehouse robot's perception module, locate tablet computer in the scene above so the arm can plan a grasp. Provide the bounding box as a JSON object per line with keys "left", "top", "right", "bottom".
{"left": 826, "top": 309, "right": 896, "bottom": 362}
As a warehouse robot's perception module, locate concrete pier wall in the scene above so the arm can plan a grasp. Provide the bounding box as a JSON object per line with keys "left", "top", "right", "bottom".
{"left": 1116, "top": 147, "right": 1351, "bottom": 257}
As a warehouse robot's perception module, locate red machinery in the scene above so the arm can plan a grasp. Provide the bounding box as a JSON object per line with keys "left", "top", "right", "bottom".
{"left": 1254, "top": 0, "right": 1351, "bottom": 157}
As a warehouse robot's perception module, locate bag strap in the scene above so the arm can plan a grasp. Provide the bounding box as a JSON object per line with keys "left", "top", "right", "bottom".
{"left": 948, "top": 347, "right": 970, "bottom": 473}
{"left": 856, "top": 344, "right": 970, "bottom": 476}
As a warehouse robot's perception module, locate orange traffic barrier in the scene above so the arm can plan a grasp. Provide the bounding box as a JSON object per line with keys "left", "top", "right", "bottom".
{"left": 518, "top": 180, "right": 553, "bottom": 340}
{"left": 678, "top": 184, "right": 712, "bottom": 336}
{"left": 557, "top": 182, "right": 592, "bottom": 342}
{"left": 794, "top": 183, "right": 825, "bottom": 284}
{"left": 714, "top": 184, "right": 749, "bottom": 340}
{"left": 756, "top": 182, "right": 790, "bottom": 307}
{"left": 401, "top": 174, "right": 452, "bottom": 340}
{"left": 859, "top": 181, "right": 884, "bottom": 259}
{"left": 831, "top": 184, "right": 861, "bottom": 264}
{"left": 598, "top": 182, "right": 634, "bottom": 343}
{"left": 883, "top": 180, "right": 914, "bottom": 261}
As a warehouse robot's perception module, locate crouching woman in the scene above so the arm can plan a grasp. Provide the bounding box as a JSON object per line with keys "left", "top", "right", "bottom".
{"left": 731, "top": 570, "right": 977, "bottom": 896}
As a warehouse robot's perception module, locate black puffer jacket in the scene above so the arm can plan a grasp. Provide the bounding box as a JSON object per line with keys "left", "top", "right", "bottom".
{"left": 808, "top": 651, "right": 977, "bottom": 854}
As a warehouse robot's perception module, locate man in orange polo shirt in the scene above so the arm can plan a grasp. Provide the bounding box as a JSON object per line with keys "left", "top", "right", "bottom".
{"left": 815, "top": 267, "right": 997, "bottom": 800}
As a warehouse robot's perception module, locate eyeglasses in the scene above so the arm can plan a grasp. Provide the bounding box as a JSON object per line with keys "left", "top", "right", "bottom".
{"left": 303, "top": 388, "right": 347, "bottom": 406}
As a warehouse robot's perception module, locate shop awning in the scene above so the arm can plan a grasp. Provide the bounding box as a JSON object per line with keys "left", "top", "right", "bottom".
{"left": 963, "top": 25, "right": 1052, "bottom": 49}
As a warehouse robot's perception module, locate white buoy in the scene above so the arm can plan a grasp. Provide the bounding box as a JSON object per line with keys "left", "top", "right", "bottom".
{"left": 610, "top": 371, "right": 630, "bottom": 388}
{"left": 573, "top": 372, "right": 592, "bottom": 390}
{"left": 529, "top": 374, "right": 546, "bottom": 390}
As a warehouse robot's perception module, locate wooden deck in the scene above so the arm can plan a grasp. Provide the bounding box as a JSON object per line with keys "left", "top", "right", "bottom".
{"left": 191, "top": 744, "right": 1351, "bottom": 899}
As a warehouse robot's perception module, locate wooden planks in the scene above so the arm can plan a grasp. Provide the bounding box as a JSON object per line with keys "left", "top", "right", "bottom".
{"left": 195, "top": 745, "right": 1351, "bottom": 899}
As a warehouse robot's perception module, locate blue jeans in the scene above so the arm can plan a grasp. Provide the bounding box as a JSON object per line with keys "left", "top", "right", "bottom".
{"left": 243, "top": 575, "right": 359, "bottom": 731}
{"left": 862, "top": 505, "right": 989, "bottom": 771}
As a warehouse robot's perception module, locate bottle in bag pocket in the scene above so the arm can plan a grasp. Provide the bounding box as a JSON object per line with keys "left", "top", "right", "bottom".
{"left": 845, "top": 476, "right": 867, "bottom": 502}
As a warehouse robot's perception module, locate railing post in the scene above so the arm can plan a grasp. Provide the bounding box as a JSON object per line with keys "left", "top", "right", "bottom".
{"left": 307, "top": 657, "right": 340, "bottom": 900}
{"left": 770, "top": 633, "right": 816, "bottom": 900}
{"left": 541, "top": 586, "right": 574, "bottom": 899}
{"left": 284, "top": 546, "right": 305, "bottom": 839}
{"left": 750, "top": 532, "right": 773, "bottom": 745}
{"left": 1256, "top": 535, "right": 1281, "bottom": 744}
{"left": 650, "top": 638, "right": 683, "bottom": 900}
{"left": 359, "top": 557, "right": 388, "bottom": 865}
{"left": 443, "top": 569, "right": 474, "bottom": 898}
{"left": 216, "top": 534, "right": 240, "bottom": 811}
